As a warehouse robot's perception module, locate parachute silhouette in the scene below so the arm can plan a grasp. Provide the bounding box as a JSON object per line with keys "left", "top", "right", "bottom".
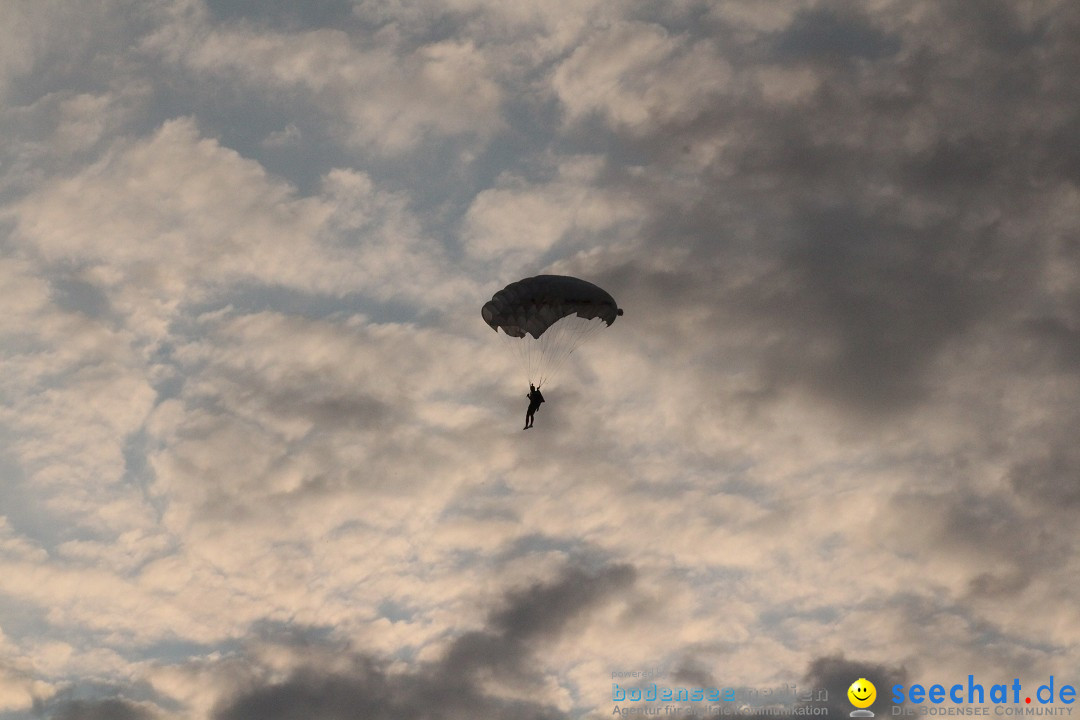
{"left": 482, "top": 275, "right": 623, "bottom": 386}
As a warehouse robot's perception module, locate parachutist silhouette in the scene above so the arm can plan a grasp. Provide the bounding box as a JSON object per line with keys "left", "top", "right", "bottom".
{"left": 524, "top": 384, "right": 545, "bottom": 429}
{"left": 482, "top": 276, "right": 621, "bottom": 422}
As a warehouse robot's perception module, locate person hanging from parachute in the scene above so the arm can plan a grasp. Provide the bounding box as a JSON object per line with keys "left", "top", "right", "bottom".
{"left": 482, "top": 275, "right": 622, "bottom": 428}
{"left": 524, "top": 383, "right": 545, "bottom": 429}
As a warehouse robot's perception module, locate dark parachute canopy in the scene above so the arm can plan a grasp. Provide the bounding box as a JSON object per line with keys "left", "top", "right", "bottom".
{"left": 482, "top": 275, "right": 623, "bottom": 385}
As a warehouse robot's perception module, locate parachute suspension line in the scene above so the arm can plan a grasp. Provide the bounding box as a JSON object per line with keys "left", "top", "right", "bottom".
{"left": 501, "top": 329, "right": 545, "bottom": 386}
{"left": 497, "top": 315, "right": 608, "bottom": 388}
{"left": 533, "top": 316, "right": 608, "bottom": 388}
{"left": 501, "top": 331, "right": 536, "bottom": 386}
{"left": 534, "top": 317, "right": 574, "bottom": 387}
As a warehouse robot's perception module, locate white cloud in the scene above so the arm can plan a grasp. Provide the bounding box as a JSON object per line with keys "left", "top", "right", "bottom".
{"left": 12, "top": 118, "right": 324, "bottom": 319}
{"left": 10, "top": 118, "right": 466, "bottom": 337}
{"left": 145, "top": 10, "right": 504, "bottom": 153}
{"left": 553, "top": 22, "right": 732, "bottom": 133}
{"left": 463, "top": 155, "right": 644, "bottom": 270}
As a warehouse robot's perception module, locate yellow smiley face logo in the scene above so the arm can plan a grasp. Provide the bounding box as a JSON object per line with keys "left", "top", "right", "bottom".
{"left": 848, "top": 678, "right": 876, "bottom": 708}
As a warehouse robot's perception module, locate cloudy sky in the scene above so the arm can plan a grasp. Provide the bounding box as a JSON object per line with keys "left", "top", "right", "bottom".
{"left": 2, "top": 0, "right": 1080, "bottom": 718}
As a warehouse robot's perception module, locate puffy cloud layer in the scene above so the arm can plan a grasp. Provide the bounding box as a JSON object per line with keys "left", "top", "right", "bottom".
{"left": 144, "top": 1, "right": 504, "bottom": 153}
{"left": 2, "top": 1, "right": 1080, "bottom": 719}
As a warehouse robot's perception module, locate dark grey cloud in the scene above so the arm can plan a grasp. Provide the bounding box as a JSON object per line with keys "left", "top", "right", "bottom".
{"left": 493, "top": 563, "right": 634, "bottom": 639}
{"left": 46, "top": 697, "right": 156, "bottom": 720}
{"left": 441, "top": 563, "right": 635, "bottom": 682}
{"left": 204, "top": 0, "right": 357, "bottom": 31}
{"left": 1009, "top": 426, "right": 1080, "bottom": 510}
{"left": 773, "top": 8, "right": 901, "bottom": 64}
{"left": 580, "top": 0, "right": 1075, "bottom": 418}
{"left": 755, "top": 204, "right": 1025, "bottom": 411}
{"left": 215, "top": 663, "right": 564, "bottom": 720}
{"left": 1021, "top": 317, "right": 1080, "bottom": 373}
{"left": 213, "top": 563, "right": 635, "bottom": 720}
{"left": 49, "top": 274, "right": 115, "bottom": 322}
{"left": 942, "top": 0, "right": 1052, "bottom": 55}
